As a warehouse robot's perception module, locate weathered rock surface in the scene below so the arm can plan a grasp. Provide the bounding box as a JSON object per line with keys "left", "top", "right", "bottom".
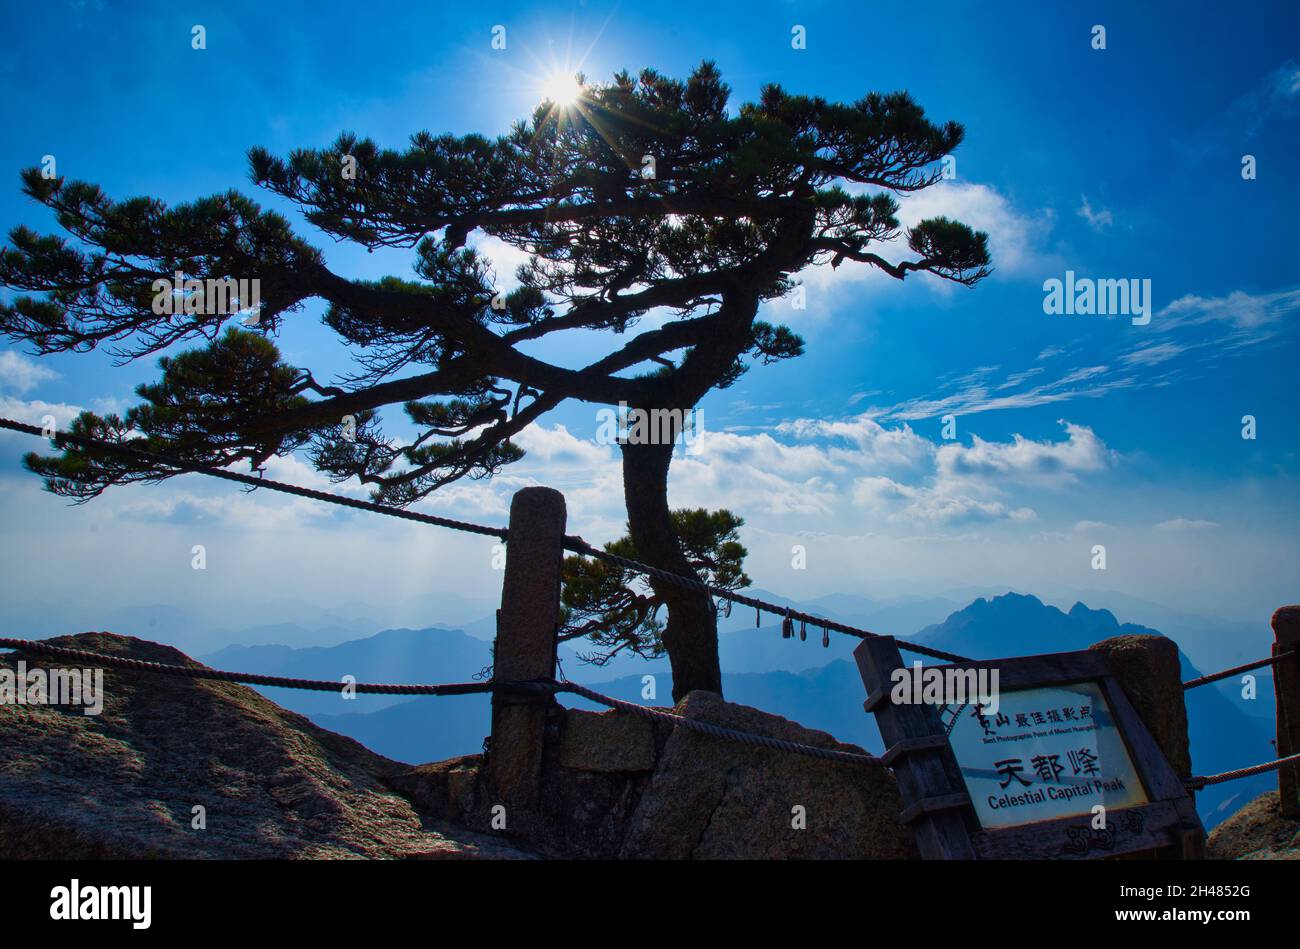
{"left": 0, "top": 633, "right": 533, "bottom": 859}
{"left": 1207, "top": 791, "right": 1300, "bottom": 860}
{"left": 393, "top": 691, "right": 915, "bottom": 859}
{"left": 616, "top": 691, "right": 915, "bottom": 859}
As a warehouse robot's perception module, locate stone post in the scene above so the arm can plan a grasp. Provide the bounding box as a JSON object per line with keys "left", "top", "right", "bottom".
{"left": 1272, "top": 606, "right": 1300, "bottom": 819}
{"left": 485, "top": 487, "right": 567, "bottom": 816}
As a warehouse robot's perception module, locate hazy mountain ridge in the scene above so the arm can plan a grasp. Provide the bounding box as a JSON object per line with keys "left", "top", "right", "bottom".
{"left": 234, "top": 591, "right": 1280, "bottom": 830}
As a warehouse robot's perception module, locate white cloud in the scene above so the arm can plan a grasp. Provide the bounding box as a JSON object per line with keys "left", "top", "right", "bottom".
{"left": 580, "top": 412, "right": 1113, "bottom": 528}
{"left": 1235, "top": 59, "right": 1300, "bottom": 136}
{"left": 1076, "top": 195, "right": 1113, "bottom": 233}
{"left": 780, "top": 180, "right": 1056, "bottom": 319}
{"left": 1160, "top": 287, "right": 1300, "bottom": 333}
{"left": 895, "top": 182, "right": 1055, "bottom": 276}
{"left": 1119, "top": 341, "right": 1189, "bottom": 367}
{"left": 936, "top": 421, "right": 1114, "bottom": 488}
{"left": 852, "top": 474, "right": 1037, "bottom": 526}
{"left": 0, "top": 351, "right": 59, "bottom": 395}
{"left": 0, "top": 396, "right": 82, "bottom": 437}
{"left": 1072, "top": 520, "right": 1115, "bottom": 533}
{"left": 1154, "top": 518, "right": 1221, "bottom": 532}
{"left": 470, "top": 235, "right": 532, "bottom": 294}
{"left": 873, "top": 362, "right": 1136, "bottom": 421}
{"left": 775, "top": 416, "right": 932, "bottom": 475}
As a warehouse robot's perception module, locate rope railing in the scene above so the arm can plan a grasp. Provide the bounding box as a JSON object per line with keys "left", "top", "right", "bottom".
{"left": 0, "top": 418, "right": 509, "bottom": 540}
{"left": 0, "top": 416, "right": 968, "bottom": 663}
{"left": 0, "top": 637, "right": 879, "bottom": 767}
{"left": 1182, "top": 651, "right": 1294, "bottom": 690}
{"left": 552, "top": 678, "right": 879, "bottom": 765}
{"left": 5, "top": 418, "right": 1294, "bottom": 795}
{"left": 1184, "top": 752, "right": 1300, "bottom": 790}
{"left": 561, "top": 538, "right": 970, "bottom": 663}
{"left": 12, "top": 634, "right": 1291, "bottom": 784}
{"left": 0, "top": 636, "right": 530, "bottom": 696}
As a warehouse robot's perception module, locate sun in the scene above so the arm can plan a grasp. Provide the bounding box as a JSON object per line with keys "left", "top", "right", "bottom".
{"left": 541, "top": 72, "right": 583, "bottom": 108}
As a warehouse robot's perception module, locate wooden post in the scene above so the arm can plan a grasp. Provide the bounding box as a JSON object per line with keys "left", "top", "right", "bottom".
{"left": 854, "top": 636, "right": 979, "bottom": 859}
{"left": 485, "top": 486, "right": 567, "bottom": 814}
{"left": 1272, "top": 605, "right": 1300, "bottom": 820}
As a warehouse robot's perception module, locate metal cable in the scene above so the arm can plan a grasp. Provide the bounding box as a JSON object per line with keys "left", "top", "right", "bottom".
{"left": 0, "top": 415, "right": 967, "bottom": 662}
{"left": 1182, "top": 651, "right": 1294, "bottom": 690}
{"left": 1185, "top": 751, "right": 1300, "bottom": 790}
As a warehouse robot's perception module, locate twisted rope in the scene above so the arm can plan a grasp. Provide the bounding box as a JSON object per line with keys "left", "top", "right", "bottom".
{"left": 0, "top": 636, "right": 530, "bottom": 696}
{"left": 562, "top": 539, "right": 971, "bottom": 663}
{"left": 0, "top": 418, "right": 508, "bottom": 540}
{"left": 1182, "top": 651, "right": 1294, "bottom": 690}
{"left": 0, "top": 415, "right": 967, "bottom": 662}
{"left": 553, "top": 679, "right": 880, "bottom": 765}
{"left": 1, "top": 637, "right": 879, "bottom": 766}
{"left": 1185, "top": 751, "right": 1300, "bottom": 790}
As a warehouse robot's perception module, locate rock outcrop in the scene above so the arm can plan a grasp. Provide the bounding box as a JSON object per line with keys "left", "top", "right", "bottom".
{"left": 0, "top": 633, "right": 532, "bottom": 859}
{"left": 2, "top": 632, "right": 911, "bottom": 860}
{"left": 1206, "top": 791, "right": 1300, "bottom": 859}
{"left": 406, "top": 690, "right": 916, "bottom": 859}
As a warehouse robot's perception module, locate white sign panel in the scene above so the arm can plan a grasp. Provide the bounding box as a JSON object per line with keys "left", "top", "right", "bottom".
{"left": 943, "top": 680, "right": 1149, "bottom": 829}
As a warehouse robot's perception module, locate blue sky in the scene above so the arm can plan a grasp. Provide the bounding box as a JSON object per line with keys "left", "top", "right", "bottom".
{"left": 1, "top": 0, "right": 1298, "bottom": 645}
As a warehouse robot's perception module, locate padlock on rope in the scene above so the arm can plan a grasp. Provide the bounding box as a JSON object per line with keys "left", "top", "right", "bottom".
{"left": 822, "top": 625, "right": 830, "bottom": 648}
{"left": 799, "top": 619, "right": 807, "bottom": 642}
{"left": 781, "top": 610, "right": 794, "bottom": 639}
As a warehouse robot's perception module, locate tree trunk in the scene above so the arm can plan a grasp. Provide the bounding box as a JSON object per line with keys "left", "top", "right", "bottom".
{"left": 621, "top": 437, "right": 721, "bottom": 701}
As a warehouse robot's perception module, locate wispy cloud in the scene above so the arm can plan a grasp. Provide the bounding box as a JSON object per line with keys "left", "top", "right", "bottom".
{"left": 0, "top": 351, "right": 59, "bottom": 395}
{"left": 1154, "top": 518, "right": 1221, "bottom": 532}
{"left": 870, "top": 362, "right": 1135, "bottom": 422}
{"left": 1235, "top": 59, "right": 1300, "bottom": 137}
{"left": 1076, "top": 195, "right": 1113, "bottom": 233}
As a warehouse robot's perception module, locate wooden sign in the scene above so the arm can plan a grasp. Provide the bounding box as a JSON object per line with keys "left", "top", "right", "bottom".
{"left": 855, "top": 636, "right": 1205, "bottom": 860}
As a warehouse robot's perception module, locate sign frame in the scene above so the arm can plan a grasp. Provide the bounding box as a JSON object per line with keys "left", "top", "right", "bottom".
{"left": 855, "top": 636, "right": 1205, "bottom": 860}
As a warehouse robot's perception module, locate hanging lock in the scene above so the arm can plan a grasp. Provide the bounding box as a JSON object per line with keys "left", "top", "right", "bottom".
{"left": 782, "top": 610, "right": 794, "bottom": 639}
{"left": 822, "top": 626, "right": 830, "bottom": 648}
{"left": 799, "top": 619, "right": 807, "bottom": 642}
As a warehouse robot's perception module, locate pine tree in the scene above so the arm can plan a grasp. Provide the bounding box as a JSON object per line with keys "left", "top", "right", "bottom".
{"left": 0, "top": 63, "right": 990, "bottom": 699}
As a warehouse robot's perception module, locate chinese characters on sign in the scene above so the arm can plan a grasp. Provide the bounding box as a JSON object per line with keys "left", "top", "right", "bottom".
{"left": 944, "top": 681, "right": 1148, "bottom": 829}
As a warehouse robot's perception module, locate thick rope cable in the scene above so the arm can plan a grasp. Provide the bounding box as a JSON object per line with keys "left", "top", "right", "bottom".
{"left": 552, "top": 680, "right": 880, "bottom": 765}
{"left": 0, "top": 418, "right": 508, "bottom": 540}
{"left": 1182, "top": 651, "right": 1294, "bottom": 690}
{"left": 0, "top": 636, "right": 529, "bottom": 696}
{"left": 0, "top": 415, "right": 967, "bottom": 662}
{"left": 14, "top": 637, "right": 1300, "bottom": 779}
{"left": 561, "top": 540, "right": 971, "bottom": 663}
{"left": 1, "top": 637, "right": 880, "bottom": 766}
{"left": 1184, "top": 751, "right": 1300, "bottom": 790}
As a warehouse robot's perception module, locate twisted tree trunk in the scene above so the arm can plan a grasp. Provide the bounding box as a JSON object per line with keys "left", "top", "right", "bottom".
{"left": 621, "top": 437, "right": 721, "bottom": 701}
